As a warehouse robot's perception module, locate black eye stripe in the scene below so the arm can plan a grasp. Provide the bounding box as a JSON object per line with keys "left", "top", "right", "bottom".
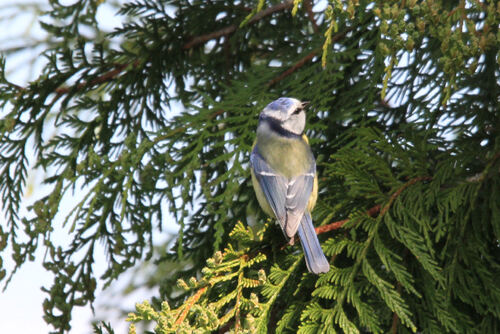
{"left": 292, "top": 107, "right": 303, "bottom": 115}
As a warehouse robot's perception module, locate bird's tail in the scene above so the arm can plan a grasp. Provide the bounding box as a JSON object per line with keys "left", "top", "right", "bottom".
{"left": 297, "top": 213, "right": 330, "bottom": 274}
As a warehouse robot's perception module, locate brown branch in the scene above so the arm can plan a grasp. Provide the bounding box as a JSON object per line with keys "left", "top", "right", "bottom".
{"left": 183, "top": 25, "right": 237, "bottom": 50}
{"left": 447, "top": 0, "right": 466, "bottom": 18}
{"left": 267, "top": 49, "right": 319, "bottom": 87}
{"left": 45, "top": 60, "right": 140, "bottom": 106}
{"left": 12, "top": 61, "right": 138, "bottom": 99}
{"left": 311, "top": 175, "right": 432, "bottom": 238}
{"left": 182, "top": 0, "right": 294, "bottom": 50}
{"left": 391, "top": 281, "right": 403, "bottom": 334}
{"left": 174, "top": 286, "right": 208, "bottom": 326}
{"left": 287, "top": 176, "right": 431, "bottom": 246}
{"left": 304, "top": 0, "right": 319, "bottom": 33}
{"left": 380, "top": 176, "right": 432, "bottom": 216}
{"left": 55, "top": 61, "right": 138, "bottom": 96}
{"left": 466, "top": 151, "right": 500, "bottom": 182}
{"left": 315, "top": 205, "right": 381, "bottom": 235}
{"left": 218, "top": 320, "right": 235, "bottom": 334}
{"left": 11, "top": 59, "right": 141, "bottom": 106}
{"left": 9, "top": 82, "right": 24, "bottom": 92}
{"left": 267, "top": 28, "right": 353, "bottom": 87}
{"left": 391, "top": 306, "right": 399, "bottom": 333}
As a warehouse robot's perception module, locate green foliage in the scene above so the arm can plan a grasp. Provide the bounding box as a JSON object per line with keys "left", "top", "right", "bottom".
{"left": 127, "top": 222, "right": 298, "bottom": 333}
{"left": 0, "top": 0, "right": 500, "bottom": 333}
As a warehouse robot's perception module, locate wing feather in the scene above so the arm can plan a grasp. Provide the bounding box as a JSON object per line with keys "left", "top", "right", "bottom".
{"left": 250, "top": 150, "right": 287, "bottom": 226}
{"left": 251, "top": 149, "right": 316, "bottom": 240}
{"left": 284, "top": 163, "right": 315, "bottom": 238}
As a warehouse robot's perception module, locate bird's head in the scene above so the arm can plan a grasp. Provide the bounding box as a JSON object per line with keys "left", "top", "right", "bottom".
{"left": 259, "top": 97, "right": 309, "bottom": 136}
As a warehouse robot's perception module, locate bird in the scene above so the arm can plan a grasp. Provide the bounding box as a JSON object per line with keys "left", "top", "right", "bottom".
{"left": 250, "top": 97, "right": 330, "bottom": 274}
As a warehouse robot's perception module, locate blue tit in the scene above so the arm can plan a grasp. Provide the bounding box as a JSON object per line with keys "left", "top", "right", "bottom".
{"left": 250, "top": 97, "right": 330, "bottom": 274}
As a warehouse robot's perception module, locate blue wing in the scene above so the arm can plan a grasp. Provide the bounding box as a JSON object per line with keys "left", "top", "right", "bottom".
{"left": 284, "top": 164, "right": 315, "bottom": 238}
{"left": 250, "top": 149, "right": 315, "bottom": 240}
{"left": 250, "top": 150, "right": 287, "bottom": 226}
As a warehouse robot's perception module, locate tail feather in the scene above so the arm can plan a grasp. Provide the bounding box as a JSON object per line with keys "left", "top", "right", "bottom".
{"left": 297, "top": 213, "right": 330, "bottom": 274}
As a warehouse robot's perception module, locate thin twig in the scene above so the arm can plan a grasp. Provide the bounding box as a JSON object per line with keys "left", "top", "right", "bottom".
{"left": 45, "top": 60, "right": 140, "bottom": 105}
{"left": 315, "top": 205, "right": 381, "bottom": 235}
{"left": 466, "top": 151, "right": 500, "bottom": 183}
{"left": 174, "top": 286, "right": 208, "bottom": 326}
{"left": 183, "top": 25, "right": 237, "bottom": 50}
{"left": 182, "top": 0, "right": 294, "bottom": 50}
{"left": 267, "top": 28, "right": 353, "bottom": 87}
{"left": 304, "top": 0, "right": 319, "bottom": 33}
{"left": 12, "top": 59, "right": 140, "bottom": 106}
{"left": 55, "top": 61, "right": 139, "bottom": 95}
{"left": 391, "top": 279, "right": 403, "bottom": 333}
{"left": 380, "top": 176, "right": 432, "bottom": 216}
{"left": 311, "top": 175, "right": 432, "bottom": 238}
{"left": 234, "top": 271, "right": 244, "bottom": 332}
{"left": 267, "top": 49, "right": 319, "bottom": 87}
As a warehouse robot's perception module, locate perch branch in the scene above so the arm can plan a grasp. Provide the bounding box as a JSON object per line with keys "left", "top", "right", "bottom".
{"left": 312, "top": 175, "right": 432, "bottom": 238}
{"left": 315, "top": 205, "right": 381, "bottom": 235}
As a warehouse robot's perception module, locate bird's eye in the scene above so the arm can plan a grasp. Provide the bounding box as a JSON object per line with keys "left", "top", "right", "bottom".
{"left": 292, "top": 108, "right": 303, "bottom": 115}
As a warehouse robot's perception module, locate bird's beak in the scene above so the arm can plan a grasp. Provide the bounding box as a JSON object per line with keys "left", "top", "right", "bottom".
{"left": 301, "top": 101, "right": 310, "bottom": 109}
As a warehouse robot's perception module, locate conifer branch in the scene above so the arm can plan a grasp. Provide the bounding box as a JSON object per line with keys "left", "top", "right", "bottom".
{"left": 4, "top": 1, "right": 500, "bottom": 332}
{"left": 182, "top": 0, "right": 294, "bottom": 50}
{"left": 12, "top": 60, "right": 141, "bottom": 102}
{"left": 466, "top": 151, "right": 500, "bottom": 183}
{"left": 55, "top": 61, "right": 140, "bottom": 95}
{"left": 7, "top": 0, "right": 326, "bottom": 102}
{"left": 304, "top": 0, "right": 319, "bottom": 33}
{"left": 391, "top": 305, "right": 399, "bottom": 333}
{"left": 391, "top": 281, "right": 403, "bottom": 334}
{"left": 267, "top": 28, "right": 352, "bottom": 87}
{"left": 314, "top": 176, "right": 432, "bottom": 236}
{"left": 267, "top": 49, "right": 319, "bottom": 87}
{"left": 174, "top": 286, "right": 208, "bottom": 326}
{"left": 314, "top": 205, "right": 381, "bottom": 235}
{"left": 380, "top": 176, "right": 432, "bottom": 216}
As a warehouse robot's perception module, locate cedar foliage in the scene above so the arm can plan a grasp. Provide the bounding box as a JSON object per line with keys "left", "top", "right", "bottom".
{"left": 1, "top": 0, "right": 500, "bottom": 333}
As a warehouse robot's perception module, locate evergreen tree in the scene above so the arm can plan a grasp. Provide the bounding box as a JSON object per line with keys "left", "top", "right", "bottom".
{"left": 1, "top": 0, "right": 499, "bottom": 333}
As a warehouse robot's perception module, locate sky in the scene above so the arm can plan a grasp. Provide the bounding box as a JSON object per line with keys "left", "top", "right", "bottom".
{"left": 0, "top": 1, "right": 175, "bottom": 333}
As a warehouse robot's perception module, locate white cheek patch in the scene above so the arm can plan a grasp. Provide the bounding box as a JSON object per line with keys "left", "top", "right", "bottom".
{"left": 282, "top": 113, "right": 305, "bottom": 135}
{"left": 281, "top": 122, "right": 299, "bottom": 135}
{"left": 263, "top": 108, "right": 285, "bottom": 122}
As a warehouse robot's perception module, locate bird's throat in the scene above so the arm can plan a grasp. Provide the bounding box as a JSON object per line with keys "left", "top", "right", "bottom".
{"left": 256, "top": 123, "right": 313, "bottom": 178}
